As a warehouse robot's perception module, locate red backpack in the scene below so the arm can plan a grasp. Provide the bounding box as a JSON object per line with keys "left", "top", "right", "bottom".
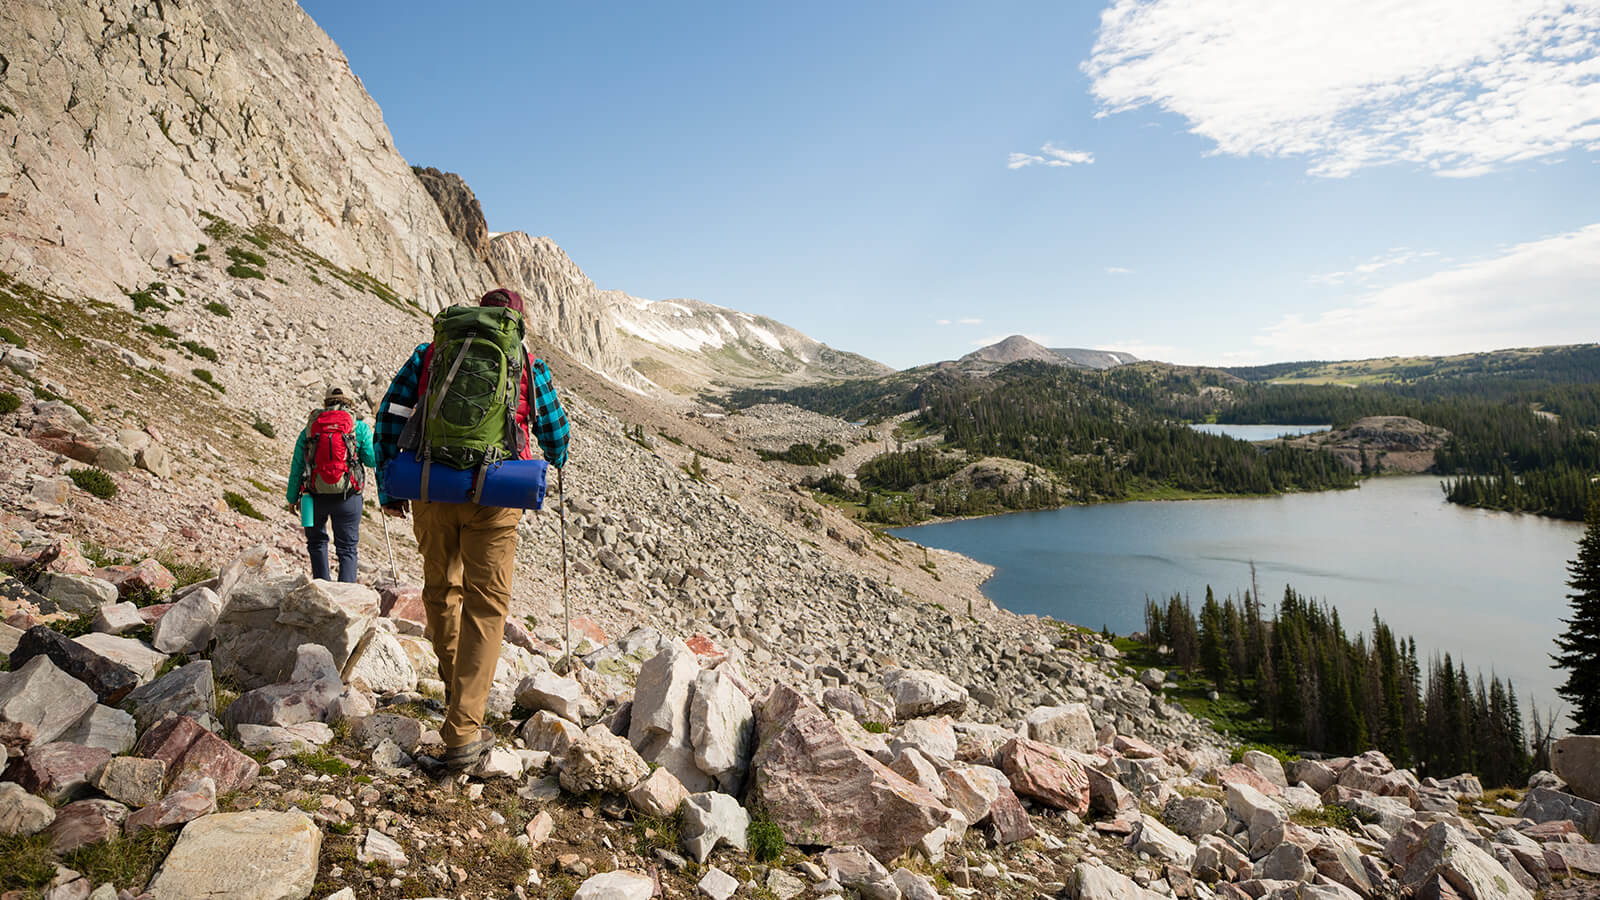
{"left": 304, "top": 408, "right": 364, "bottom": 494}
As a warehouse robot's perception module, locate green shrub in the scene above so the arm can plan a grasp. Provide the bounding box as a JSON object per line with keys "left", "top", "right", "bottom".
{"left": 1229, "top": 742, "right": 1299, "bottom": 766}
{"left": 180, "top": 340, "right": 218, "bottom": 362}
{"left": 1291, "top": 804, "right": 1362, "bottom": 833}
{"left": 861, "top": 721, "right": 888, "bottom": 734}
{"left": 155, "top": 551, "right": 214, "bottom": 589}
{"left": 251, "top": 417, "right": 276, "bottom": 438}
{"left": 226, "top": 246, "right": 267, "bottom": 267}
{"left": 293, "top": 750, "right": 352, "bottom": 776}
{"left": 192, "top": 369, "right": 224, "bottom": 392}
{"left": 223, "top": 490, "right": 265, "bottom": 520}
{"left": 0, "top": 391, "right": 19, "bottom": 415}
{"left": 68, "top": 466, "right": 118, "bottom": 499}
{"left": 140, "top": 322, "right": 179, "bottom": 339}
{"left": 0, "top": 324, "right": 26, "bottom": 347}
{"left": 56, "top": 612, "right": 97, "bottom": 639}
{"left": 747, "top": 815, "right": 786, "bottom": 863}
{"left": 205, "top": 299, "right": 236, "bottom": 315}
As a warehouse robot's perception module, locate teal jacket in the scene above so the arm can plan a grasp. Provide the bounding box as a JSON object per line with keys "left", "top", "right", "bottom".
{"left": 286, "top": 414, "right": 377, "bottom": 504}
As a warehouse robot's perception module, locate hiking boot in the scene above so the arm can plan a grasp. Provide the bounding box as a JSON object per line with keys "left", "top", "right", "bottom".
{"left": 440, "top": 730, "right": 494, "bottom": 769}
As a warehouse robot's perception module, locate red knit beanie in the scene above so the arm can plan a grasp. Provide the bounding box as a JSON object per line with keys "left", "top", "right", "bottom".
{"left": 479, "top": 288, "right": 524, "bottom": 315}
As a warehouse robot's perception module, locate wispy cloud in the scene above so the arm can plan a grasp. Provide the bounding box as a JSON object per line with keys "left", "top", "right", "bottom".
{"left": 934, "top": 319, "right": 952, "bottom": 326}
{"left": 1247, "top": 223, "right": 1600, "bottom": 361}
{"left": 1083, "top": 0, "right": 1600, "bottom": 177}
{"left": 959, "top": 317, "right": 984, "bottom": 325}
{"left": 1308, "top": 248, "right": 1439, "bottom": 285}
{"left": 1105, "top": 266, "right": 1134, "bottom": 275}
{"left": 1008, "top": 142, "right": 1095, "bottom": 169}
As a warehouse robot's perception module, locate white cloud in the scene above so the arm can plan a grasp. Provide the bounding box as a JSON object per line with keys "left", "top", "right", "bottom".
{"left": 1083, "top": 0, "right": 1600, "bottom": 177}
{"left": 1106, "top": 266, "right": 1134, "bottom": 275}
{"left": 959, "top": 317, "right": 984, "bottom": 325}
{"left": 1009, "top": 142, "right": 1095, "bottom": 169}
{"left": 935, "top": 319, "right": 952, "bottom": 326}
{"left": 1308, "top": 248, "right": 1439, "bottom": 285}
{"left": 1248, "top": 223, "right": 1600, "bottom": 360}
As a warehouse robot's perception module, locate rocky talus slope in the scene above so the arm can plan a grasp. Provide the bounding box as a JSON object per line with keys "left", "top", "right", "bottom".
{"left": 1, "top": 244, "right": 1597, "bottom": 896}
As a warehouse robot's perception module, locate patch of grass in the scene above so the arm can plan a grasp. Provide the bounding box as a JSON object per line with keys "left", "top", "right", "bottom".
{"left": 1290, "top": 804, "right": 1362, "bottom": 834}
{"left": 127, "top": 283, "right": 169, "bottom": 313}
{"left": 488, "top": 834, "right": 533, "bottom": 869}
{"left": 226, "top": 263, "right": 264, "bottom": 280}
{"left": 328, "top": 821, "right": 355, "bottom": 835}
{"left": 156, "top": 552, "right": 214, "bottom": 589}
{"left": 56, "top": 611, "right": 97, "bottom": 639}
{"left": 0, "top": 391, "right": 19, "bottom": 415}
{"left": 861, "top": 721, "right": 888, "bottom": 734}
{"left": 246, "top": 477, "right": 272, "bottom": 494}
{"left": 140, "top": 322, "right": 179, "bottom": 340}
{"left": 205, "top": 300, "right": 235, "bottom": 316}
{"left": 191, "top": 368, "right": 223, "bottom": 393}
{"left": 82, "top": 542, "right": 129, "bottom": 568}
{"left": 222, "top": 490, "right": 265, "bottom": 520}
{"left": 226, "top": 246, "right": 266, "bottom": 268}
{"left": 0, "top": 324, "right": 26, "bottom": 347}
{"left": 62, "top": 828, "right": 177, "bottom": 890}
{"left": 180, "top": 340, "right": 218, "bottom": 362}
{"left": 251, "top": 417, "right": 276, "bottom": 438}
{"left": 69, "top": 466, "right": 118, "bottom": 499}
{"left": 0, "top": 832, "right": 57, "bottom": 892}
{"left": 154, "top": 653, "right": 189, "bottom": 679}
{"left": 1230, "top": 743, "right": 1300, "bottom": 767}
{"left": 747, "top": 814, "right": 786, "bottom": 863}
{"left": 632, "top": 812, "right": 683, "bottom": 856}
{"left": 294, "top": 750, "right": 353, "bottom": 777}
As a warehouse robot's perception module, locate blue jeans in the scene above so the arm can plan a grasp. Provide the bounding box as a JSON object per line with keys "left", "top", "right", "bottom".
{"left": 305, "top": 491, "right": 363, "bottom": 582}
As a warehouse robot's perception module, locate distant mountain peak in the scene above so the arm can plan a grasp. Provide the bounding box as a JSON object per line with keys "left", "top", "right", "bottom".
{"left": 960, "top": 335, "right": 1137, "bottom": 370}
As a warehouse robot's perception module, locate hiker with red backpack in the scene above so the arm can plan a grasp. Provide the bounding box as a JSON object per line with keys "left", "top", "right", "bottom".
{"left": 286, "top": 386, "right": 377, "bottom": 583}
{"left": 375, "top": 288, "right": 569, "bottom": 772}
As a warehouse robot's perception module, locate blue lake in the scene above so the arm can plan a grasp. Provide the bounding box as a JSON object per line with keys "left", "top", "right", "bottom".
{"left": 1189, "top": 423, "right": 1330, "bottom": 440}
{"left": 893, "top": 475, "right": 1584, "bottom": 725}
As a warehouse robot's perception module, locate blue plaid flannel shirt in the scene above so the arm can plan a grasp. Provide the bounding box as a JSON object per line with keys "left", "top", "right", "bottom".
{"left": 375, "top": 342, "right": 570, "bottom": 505}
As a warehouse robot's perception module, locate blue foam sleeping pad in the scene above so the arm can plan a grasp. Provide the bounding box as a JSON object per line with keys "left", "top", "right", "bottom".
{"left": 383, "top": 450, "right": 548, "bottom": 510}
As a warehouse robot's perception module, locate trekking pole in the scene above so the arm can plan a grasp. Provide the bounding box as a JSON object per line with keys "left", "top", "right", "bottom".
{"left": 380, "top": 509, "right": 399, "bottom": 583}
{"left": 559, "top": 466, "right": 572, "bottom": 674}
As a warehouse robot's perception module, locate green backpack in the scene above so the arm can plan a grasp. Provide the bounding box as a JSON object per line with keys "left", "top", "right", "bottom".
{"left": 400, "top": 305, "right": 529, "bottom": 486}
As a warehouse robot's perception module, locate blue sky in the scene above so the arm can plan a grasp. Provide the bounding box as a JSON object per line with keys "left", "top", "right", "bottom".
{"left": 301, "top": 1, "right": 1600, "bottom": 370}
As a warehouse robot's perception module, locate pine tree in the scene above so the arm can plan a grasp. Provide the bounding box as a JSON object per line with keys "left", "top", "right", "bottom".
{"left": 1553, "top": 496, "right": 1600, "bottom": 732}
{"left": 1198, "top": 587, "right": 1231, "bottom": 690}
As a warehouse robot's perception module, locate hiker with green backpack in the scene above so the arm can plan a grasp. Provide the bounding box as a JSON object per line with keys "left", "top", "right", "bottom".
{"left": 375, "top": 288, "right": 569, "bottom": 772}
{"left": 286, "top": 387, "right": 377, "bottom": 583}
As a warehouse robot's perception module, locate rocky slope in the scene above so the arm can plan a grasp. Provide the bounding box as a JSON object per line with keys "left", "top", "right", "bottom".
{"left": 607, "top": 295, "right": 893, "bottom": 396}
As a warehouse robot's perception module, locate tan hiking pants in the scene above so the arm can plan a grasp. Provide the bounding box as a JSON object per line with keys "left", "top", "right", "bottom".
{"left": 412, "top": 499, "right": 522, "bottom": 748}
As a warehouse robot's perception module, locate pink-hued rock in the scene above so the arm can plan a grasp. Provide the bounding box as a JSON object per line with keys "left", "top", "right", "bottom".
{"left": 378, "top": 583, "right": 425, "bottom": 632}
{"left": 997, "top": 737, "right": 1092, "bottom": 814}
{"left": 96, "top": 558, "right": 177, "bottom": 599}
{"left": 987, "top": 781, "right": 1038, "bottom": 844}
{"left": 684, "top": 633, "right": 728, "bottom": 665}
{"left": 126, "top": 778, "right": 217, "bottom": 835}
{"left": 9, "top": 741, "right": 113, "bottom": 803}
{"left": 1217, "top": 763, "right": 1284, "bottom": 797}
{"left": 46, "top": 798, "right": 128, "bottom": 853}
{"left": 134, "top": 714, "right": 258, "bottom": 794}
{"left": 751, "top": 684, "right": 951, "bottom": 863}
{"left": 1113, "top": 734, "right": 1165, "bottom": 760}
{"left": 569, "top": 615, "right": 610, "bottom": 647}
{"left": 138, "top": 603, "right": 174, "bottom": 625}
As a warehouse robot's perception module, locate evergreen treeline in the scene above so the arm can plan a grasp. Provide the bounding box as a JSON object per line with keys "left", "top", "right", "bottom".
{"left": 919, "top": 363, "right": 1357, "bottom": 499}
{"left": 1144, "top": 586, "right": 1530, "bottom": 786}
{"left": 755, "top": 441, "right": 846, "bottom": 465}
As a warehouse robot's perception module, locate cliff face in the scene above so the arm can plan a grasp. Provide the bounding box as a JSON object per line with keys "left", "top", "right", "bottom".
{"left": 414, "top": 166, "right": 492, "bottom": 263}
{"left": 0, "top": 0, "right": 490, "bottom": 311}
{"left": 485, "top": 231, "right": 645, "bottom": 390}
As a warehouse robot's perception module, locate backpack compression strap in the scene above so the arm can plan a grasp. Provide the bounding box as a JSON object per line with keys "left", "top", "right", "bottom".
{"left": 419, "top": 336, "right": 476, "bottom": 503}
